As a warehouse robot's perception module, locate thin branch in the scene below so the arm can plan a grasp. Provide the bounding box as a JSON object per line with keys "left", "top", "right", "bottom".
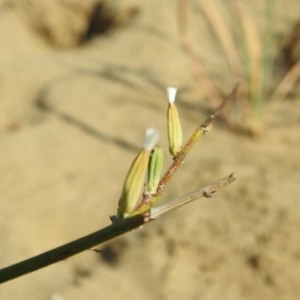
{"left": 151, "top": 173, "right": 235, "bottom": 218}
{"left": 0, "top": 215, "right": 145, "bottom": 284}
{"left": 269, "top": 60, "right": 300, "bottom": 102}
{"left": 132, "top": 81, "right": 240, "bottom": 215}
{"left": 0, "top": 173, "right": 235, "bottom": 284}
{"left": 158, "top": 79, "right": 240, "bottom": 196}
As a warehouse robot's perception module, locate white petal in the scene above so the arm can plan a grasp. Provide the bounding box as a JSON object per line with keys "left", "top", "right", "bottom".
{"left": 166, "top": 87, "right": 178, "bottom": 104}
{"left": 143, "top": 128, "right": 160, "bottom": 151}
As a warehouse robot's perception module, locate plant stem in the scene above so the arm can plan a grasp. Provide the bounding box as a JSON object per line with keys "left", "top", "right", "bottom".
{"left": 151, "top": 173, "right": 235, "bottom": 218}
{"left": 0, "top": 215, "right": 144, "bottom": 284}
{"left": 0, "top": 173, "right": 235, "bottom": 284}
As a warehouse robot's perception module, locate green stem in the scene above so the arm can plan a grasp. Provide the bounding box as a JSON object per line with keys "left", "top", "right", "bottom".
{"left": 0, "top": 215, "right": 145, "bottom": 284}
{"left": 0, "top": 172, "right": 236, "bottom": 284}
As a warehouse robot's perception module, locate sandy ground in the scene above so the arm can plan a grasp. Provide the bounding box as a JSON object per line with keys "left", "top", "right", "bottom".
{"left": 0, "top": 0, "right": 299, "bottom": 299}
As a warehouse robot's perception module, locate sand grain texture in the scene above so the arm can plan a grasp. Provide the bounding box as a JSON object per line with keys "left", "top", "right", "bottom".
{"left": 0, "top": 0, "right": 299, "bottom": 299}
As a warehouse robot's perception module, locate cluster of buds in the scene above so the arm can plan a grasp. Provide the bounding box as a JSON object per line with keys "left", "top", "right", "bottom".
{"left": 116, "top": 86, "right": 183, "bottom": 219}
{"left": 117, "top": 128, "right": 161, "bottom": 218}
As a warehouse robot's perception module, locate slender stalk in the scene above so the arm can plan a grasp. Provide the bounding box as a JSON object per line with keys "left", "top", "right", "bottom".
{"left": 270, "top": 61, "right": 300, "bottom": 101}
{"left": 0, "top": 215, "right": 145, "bottom": 284}
{"left": 151, "top": 173, "right": 235, "bottom": 218}
{"left": 0, "top": 173, "right": 236, "bottom": 284}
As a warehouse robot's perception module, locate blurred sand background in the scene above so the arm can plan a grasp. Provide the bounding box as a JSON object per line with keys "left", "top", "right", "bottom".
{"left": 0, "top": 0, "right": 299, "bottom": 299}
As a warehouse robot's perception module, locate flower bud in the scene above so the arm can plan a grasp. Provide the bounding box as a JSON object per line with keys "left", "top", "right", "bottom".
{"left": 146, "top": 147, "right": 164, "bottom": 194}
{"left": 167, "top": 87, "right": 183, "bottom": 157}
{"left": 117, "top": 128, "right": 159, "bottom": 218}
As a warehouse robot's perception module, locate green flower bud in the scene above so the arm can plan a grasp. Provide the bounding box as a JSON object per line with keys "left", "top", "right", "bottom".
{"left": 167, "top": 87, "right": 183, "bottom": 157}
{"left": 146, "top": 147, "right": 164, "bottom": 194}
{"left": 117, "top": 128, "right": 159, "bottom": 218}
